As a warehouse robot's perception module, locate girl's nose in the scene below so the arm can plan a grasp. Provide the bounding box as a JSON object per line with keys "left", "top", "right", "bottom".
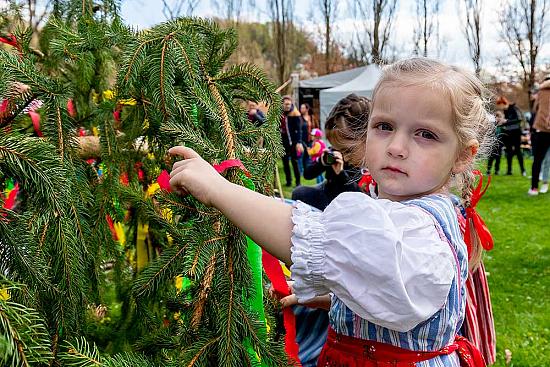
{"left": 386, "top": 134, "right": 408, "bottom": 159}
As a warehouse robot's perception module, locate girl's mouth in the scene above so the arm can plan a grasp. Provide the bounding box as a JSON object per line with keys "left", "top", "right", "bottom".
{"left": 383, "top": 166, "right": 406, "bottom": 174}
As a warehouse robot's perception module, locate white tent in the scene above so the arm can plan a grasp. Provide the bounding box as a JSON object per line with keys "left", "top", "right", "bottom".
{"left": 319, "top": 64, "right": 382, "bottom": 126}
{"left": 299, "top": 66, "right": 368, "bottom": 89}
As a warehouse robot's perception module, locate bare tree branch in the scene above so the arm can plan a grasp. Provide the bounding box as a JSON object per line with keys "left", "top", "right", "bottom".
{"left": 412, "top": 0, "right": 441, "bottom": 58}
{"left": 317, "top": 0, "right": 338, "bottom": 74}
{"left": 460, "top": 0, "right": 483, "bottom": 75}
{"left": 349, "top": 0, "right": 397, "bottom": 64}
{"left": 267, "top": 0, "right": 295, "bottom": 86}
{"left": 161, "top": 0, "right": 200, "bottom": 19}
{"left": 211, "top": 0, "right": 244, "bottom": 23}
{"left": 499, "top": 0, "right": 548, "bottom": 103}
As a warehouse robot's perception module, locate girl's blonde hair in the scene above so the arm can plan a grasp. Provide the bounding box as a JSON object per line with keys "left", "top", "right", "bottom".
{"left": 372, "top": 58, "right": 495, "bottom": 270}
{"left": 325, "top": 93, "right": 371, "bottom": 166}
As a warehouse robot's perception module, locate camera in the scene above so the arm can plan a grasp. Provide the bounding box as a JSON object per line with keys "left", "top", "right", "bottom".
{"left": 322, "top": 149, "right": 337, "bottom": 165}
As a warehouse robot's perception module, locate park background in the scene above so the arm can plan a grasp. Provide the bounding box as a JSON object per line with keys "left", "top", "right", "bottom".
{"left": 1, "top": 0, "right": 549, "bottom": 366}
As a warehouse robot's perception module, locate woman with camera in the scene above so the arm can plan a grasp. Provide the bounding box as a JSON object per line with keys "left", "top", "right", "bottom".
{"left": 291, "top": 94, "right": 371, "bottom": 211}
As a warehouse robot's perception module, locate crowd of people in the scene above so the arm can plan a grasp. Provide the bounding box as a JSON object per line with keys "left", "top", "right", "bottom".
{"left": 486, "top": 75, "right": 550, "bottom": 196}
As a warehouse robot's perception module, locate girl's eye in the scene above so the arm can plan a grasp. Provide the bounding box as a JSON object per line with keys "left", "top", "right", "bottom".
{"left": 375, "top": 122, "right": 393, "bottom": 131}
{"left": 417, "top": 130, "right": 438, "bottom": 140}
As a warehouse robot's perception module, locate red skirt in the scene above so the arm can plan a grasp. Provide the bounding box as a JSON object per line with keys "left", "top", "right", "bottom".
{"left": 317, "top": 328, "right": 485, "bottom": 367}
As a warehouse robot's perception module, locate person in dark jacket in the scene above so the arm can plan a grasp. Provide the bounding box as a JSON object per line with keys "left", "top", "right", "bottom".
{"left": 495, "top": 96, "right": 526, "bottom": 176}
{"left": 281, "top": 95, "right": 305, "bottom": 186}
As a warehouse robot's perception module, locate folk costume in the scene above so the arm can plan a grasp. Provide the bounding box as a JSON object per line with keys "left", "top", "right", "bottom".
{"left": 290, "top": 193, "right": 485, "bottom": 367}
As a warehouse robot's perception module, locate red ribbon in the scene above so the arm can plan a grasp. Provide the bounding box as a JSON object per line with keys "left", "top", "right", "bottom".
{"left": 157, "top": 170, "right": 171, "bottom": 191}
{"left": 2, "top": 182, "right": 19, "bottom": 211}
{"left": 1, "top": 99, "right": 9, "bottom": 114}
{"left": 67, "top": 98, "right": 77, "bottom": 118}
{"left": 454, "top": 335, "right": 487, "bottom": 367}
{"left": 105, "top": 215, "right": 118, "bottom": 241}
{"left": 212, "top": 159, "right": 251, "bottom": 177}
{"left": 358, "top": 170, "right": 376, "bottom": 192}
{"left": 0, "top": 34, "right": 22, "bottom": 55}
{"left": 28, "top": 110, "right": 43, "bottom": 137}
{"left": 262, "top": 250, "right": 302, "bottom": 365}
{"left": 464, "top": 170, "right": 494, "bottom": 252}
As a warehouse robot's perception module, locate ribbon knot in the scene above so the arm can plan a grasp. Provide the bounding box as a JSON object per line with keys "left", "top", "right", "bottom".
{"left": 464, "top": 170, "right": 494, "bottom": 252}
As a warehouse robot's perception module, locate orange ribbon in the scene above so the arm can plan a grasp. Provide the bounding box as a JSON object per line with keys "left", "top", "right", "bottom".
{"left": 464, "top": 170, "right": 494, "bottom": 252}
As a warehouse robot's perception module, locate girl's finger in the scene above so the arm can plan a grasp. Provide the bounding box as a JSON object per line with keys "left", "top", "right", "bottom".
{"left": 168, "top": 146, "right": 200, "bottom": 159}
{"left": 169, "top": 162, "right": 189, "bottom": 178}
{"left": 172, "top": 159, "right": 187, "bottom": 171}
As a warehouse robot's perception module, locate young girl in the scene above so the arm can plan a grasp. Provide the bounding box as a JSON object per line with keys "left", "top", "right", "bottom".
{"left": 168, "top": 58, "right": 493, "bottom": 366}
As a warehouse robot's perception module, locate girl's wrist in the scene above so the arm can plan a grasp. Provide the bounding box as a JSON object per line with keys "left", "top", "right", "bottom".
{"left": 208, "top": 178, "right": 233, "bottom": 209}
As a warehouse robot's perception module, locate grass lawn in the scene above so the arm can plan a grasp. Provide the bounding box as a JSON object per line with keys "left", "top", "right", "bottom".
{"left": 278, "top": 157, "right": 549, "bottom": 366}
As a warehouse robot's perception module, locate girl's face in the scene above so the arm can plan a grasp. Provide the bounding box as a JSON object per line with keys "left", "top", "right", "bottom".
{"left": 366, "top": 84, "right": 468, "bottom": 202}
{"left": 300, "top": 104, "right": 308, "bottom": 115}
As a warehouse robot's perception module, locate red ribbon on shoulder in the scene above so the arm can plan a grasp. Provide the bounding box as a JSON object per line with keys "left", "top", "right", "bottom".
{"left": 157, "top": 169, "right": 172, "bottom": 191}
{"left": 358, "top": 169, "right": 376, "bottom": 194}
{"left": 464, "top": 170, "right": 494, "bottom": 252}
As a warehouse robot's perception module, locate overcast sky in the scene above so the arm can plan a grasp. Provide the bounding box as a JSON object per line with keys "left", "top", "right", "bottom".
{"left": 120, "top": 0, "right": 550, "bottom": 74}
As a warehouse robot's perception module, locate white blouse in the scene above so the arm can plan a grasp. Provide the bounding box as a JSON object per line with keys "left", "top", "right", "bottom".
{"left": 290, "top": 192, "right": 456, "bottom": 332}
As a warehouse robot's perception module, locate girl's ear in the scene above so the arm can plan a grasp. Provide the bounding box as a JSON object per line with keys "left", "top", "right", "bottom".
{"left": 453, "top": 139, "right": 479, "bottom": 174}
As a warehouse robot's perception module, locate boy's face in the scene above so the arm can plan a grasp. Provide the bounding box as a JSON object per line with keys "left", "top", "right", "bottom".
{"left": 366, "top": 84, "right": 469, "bottom": 201}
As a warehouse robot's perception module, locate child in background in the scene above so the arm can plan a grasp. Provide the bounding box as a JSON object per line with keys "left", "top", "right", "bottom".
{"left": 169, "top": 58, "right": 493, "bottom": 366}
{"left": 307, "top": 128, "right": 327, "bottom": 184}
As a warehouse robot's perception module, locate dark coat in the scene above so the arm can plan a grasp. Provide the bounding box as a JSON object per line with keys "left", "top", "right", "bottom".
{"left": 281, "top": 106, "right": 304, "bottom": 148}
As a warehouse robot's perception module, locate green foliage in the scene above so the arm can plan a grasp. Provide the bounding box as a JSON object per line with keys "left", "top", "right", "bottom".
{"left": 0, "top": 277, "right": 53, "bottom": 367}
{"left": 2, "top": 4, "right": 288, "bottom": 366}
{"left": 60, "top": 337, "right": 159, "bottom": 367}
{"left": 112, "top": 17, "right": 287, "bottom": 365}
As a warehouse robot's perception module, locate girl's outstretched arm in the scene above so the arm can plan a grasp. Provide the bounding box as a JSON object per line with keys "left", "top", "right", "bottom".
{"left": 169, "top": 146, "right": 294, "bottom": 265}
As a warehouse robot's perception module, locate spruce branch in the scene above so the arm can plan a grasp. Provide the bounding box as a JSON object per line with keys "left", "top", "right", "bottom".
{"left": 184, "top": 336, "right": 221, "bottom": 367}
{"left": 0, "top": 277, "right": 53, "bottom": 367}
{"left": 190, "top": 254, "right": 217, "bottom": 329}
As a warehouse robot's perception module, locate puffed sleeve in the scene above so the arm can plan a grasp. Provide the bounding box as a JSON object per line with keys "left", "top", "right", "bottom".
{"left": 290, "top": 192, "right": 456, "bottom": 332}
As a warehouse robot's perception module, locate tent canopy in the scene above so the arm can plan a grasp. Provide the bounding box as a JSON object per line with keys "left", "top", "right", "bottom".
{"left": 299, "top": 66, "right": 368, "bottom": 89}
{"left": 319, "top": 64, "right": 382, "bottom": 126}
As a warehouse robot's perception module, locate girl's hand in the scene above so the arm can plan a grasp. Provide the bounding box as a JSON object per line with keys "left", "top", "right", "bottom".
{"left": 331, "top": 150, "right": 344, "bottom": 175}
{"left": 280, "top": 294, "right": 299, "bottom": 308}
{"left": 168, "top": 146, "right": 226, "bottom": 207}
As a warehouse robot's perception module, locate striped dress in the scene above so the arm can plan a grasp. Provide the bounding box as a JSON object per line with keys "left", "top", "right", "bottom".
{"left": 453, "top": 197, "right": 496, "bottom": 365}
{"left": 295, "top": 194, "right": 469, "bottom": 367}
